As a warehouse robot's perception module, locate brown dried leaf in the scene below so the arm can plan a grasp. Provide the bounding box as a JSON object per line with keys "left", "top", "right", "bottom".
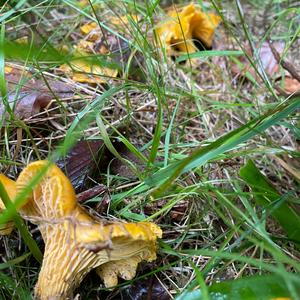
{"left": 56, "top": 140, "right": 104, "bottom": 192}
{"left": 258, "top": 41, "right": 285, "bottom": 76}
{"left": 110, "top": 146, "right": 145, "bottom": 179}
{"left": 231, "top": 41, "right": 285, "bottom": 79}
{"left": 5, "top": 66, "right": 73, "bottom": 95}
{"left": 1, "top": 66, "right": 73, "bottom": 120}
{"left": 0, "top": 92, "right": 52, "bottom": 120}
{"left": 281, "top": 76, "right": 300, "bottom": 95}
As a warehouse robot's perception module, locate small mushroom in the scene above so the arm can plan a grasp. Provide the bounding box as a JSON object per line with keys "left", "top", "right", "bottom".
{"left": 0, "top": 174, "right": 16, "bottom": 235}
{"left": 156, "top": 3, "right": 221, "bottom": 57}
{"left": 12, "top": 161, "right": 162, "bottom": 299}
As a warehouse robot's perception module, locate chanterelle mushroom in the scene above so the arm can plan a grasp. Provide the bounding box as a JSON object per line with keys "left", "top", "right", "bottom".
{"left": 156, "top": 3, "right": 221, "bottom": 56}
{"left": 0, "top": 174, "right": 16, "bottom": 235}
{"left": 4, "top": 160, "right": 161, "bottom": 300}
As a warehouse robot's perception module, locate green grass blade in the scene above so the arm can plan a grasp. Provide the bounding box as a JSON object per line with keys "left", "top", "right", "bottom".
{"left": 0, "top": 271, "right": 31, "bottom": 300}
{"left": 0, "top": 0, "right": 27, "bottom": 23}
{"left": 239, "top": 160, "right": 300, "bottom": 245}
{"left": 176, "top": 50, "right": 243, "bottom": 63}
{"left": 176, "top": 275, "right": 300, "bottom": 300}
{"left": 164, "top": 98, "right": 181, "bottom": 167}
{"left": 148, "top": 97, "right": 300, "bottom": 196}
{"left": 0, "top": 24, "right": 7, "bottom": 99}
{"left": 0, "top": 253, "right": 31, "bottom": 270}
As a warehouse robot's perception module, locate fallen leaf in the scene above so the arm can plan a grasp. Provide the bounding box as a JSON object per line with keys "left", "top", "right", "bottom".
{"left": 280, "top": 76, "right": 300, "bottom": 95}
{"left": 156, "top": 3, "right": 221, "bottom": 57}
{"left": 110, "top": 146, "right": 146, "bottom": 179}
{"left": 231, "top": 41, "right": 285, "bottom": 79}
{"left": 56, "top": 139, "right": 104, "bottom": 192}
{"left": 258, "top": 41, "right": 285, "bottom": 76}
{"left": 0, "top": 92, "right": 52, "bottom": 120}
{"left": 0, "top": 66, "right": 73, "bottom": 120}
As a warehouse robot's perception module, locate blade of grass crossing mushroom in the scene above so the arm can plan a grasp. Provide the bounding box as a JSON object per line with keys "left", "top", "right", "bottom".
{"left": 0, "top": 161, "right": 52, "bottom": 225}
{"left": 239, "top": 160, "right": 300, "bottom": 247}
{"left": 0, "top": 182, "right": 43, "bottom": 263}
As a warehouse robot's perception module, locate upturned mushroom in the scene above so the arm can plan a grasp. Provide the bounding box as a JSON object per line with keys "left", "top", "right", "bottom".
{"left": 1, "top": 161, "right": 162, "bottom": 299}
{"left": 0, "top": 174, "right": 16, "bottom": 235}
{"left": 156, "top": 3, "right": 221, "bottom": 56}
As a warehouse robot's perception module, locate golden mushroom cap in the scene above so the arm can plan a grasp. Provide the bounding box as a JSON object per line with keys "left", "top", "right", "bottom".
{"left": 0, "top": 174, "right": 17, "bottom": 235}
{"left": 156, "top": 3, "right": 221, "bottom": 55}
{"left": 16, "top": 160, "right": 77, "bottom": 219}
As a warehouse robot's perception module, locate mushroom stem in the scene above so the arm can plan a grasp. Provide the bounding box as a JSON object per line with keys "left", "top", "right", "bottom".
{"left": 35, "top": 226, "right": 106, "bottom": 299}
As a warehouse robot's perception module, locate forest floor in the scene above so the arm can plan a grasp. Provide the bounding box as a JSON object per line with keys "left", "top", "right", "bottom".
{"left": 0, "top": 1, "right": 300, "bottom": 299}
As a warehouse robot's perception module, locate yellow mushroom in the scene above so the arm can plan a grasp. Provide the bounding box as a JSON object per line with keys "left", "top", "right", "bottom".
{"left": 12, "top": 160, "right": 161, "bottom": 300}
{"left": 0, "top": 174, "right": 17, "bottom": 235}
{"left": 156, "top": 3, "right": 221, "bottom": 57}
{"left": 60, "top": 22, "right": 118, "bottom": 85}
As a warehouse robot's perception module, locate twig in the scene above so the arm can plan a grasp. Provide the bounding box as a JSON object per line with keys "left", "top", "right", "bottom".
{"left": 77, "top": 184, "right": 108, "bottom": 203}
{"left": 269, "top": 41, "right": 300, "bottom": 83}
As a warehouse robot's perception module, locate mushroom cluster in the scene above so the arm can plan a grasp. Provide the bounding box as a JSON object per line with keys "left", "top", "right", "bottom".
{"left": 0, "top": 161, "right": 162, "bottom": 300}
{"left": 156, "top": 3, "right": 221, "bottom": 56}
